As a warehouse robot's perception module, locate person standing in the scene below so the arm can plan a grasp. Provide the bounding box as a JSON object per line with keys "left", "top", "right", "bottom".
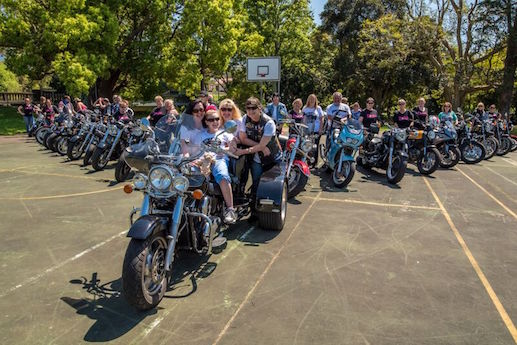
{"left": 350, "top": 102, "right": 362, "bottom": 120}
{"left": 359, "top": 97, "right": 380, "bottom": 129}
{"left": 265, "top": 92, "right": 288, "bottom": 123}
{"left": 18, "top": 97, "right": 36, "bottom": 136}
{"left": 393, "top": 99, "right": 414, "bottom": 129}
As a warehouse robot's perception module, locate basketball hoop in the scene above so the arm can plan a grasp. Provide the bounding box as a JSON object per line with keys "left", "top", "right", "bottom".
{"left": 258, "top": 73, "right": 266, "bottom": 78}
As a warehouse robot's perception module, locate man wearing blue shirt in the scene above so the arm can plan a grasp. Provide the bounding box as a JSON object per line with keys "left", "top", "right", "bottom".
{"left": 265, "top": 92, "right": 288, "bottom": 123}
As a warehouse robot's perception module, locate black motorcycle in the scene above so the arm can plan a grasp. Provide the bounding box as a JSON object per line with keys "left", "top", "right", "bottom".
{"left": 114, "top": 120, "right": 147, "bottom": 182}
{"left": 121, "top": 115, "right": 288, "bottom": 310}
{"left": 470, "top": 114, "right": 498, "bottom": 159}
{"left": 434, "top": 119, "right": 461, "bottom": 169}
{"left": 356, "top": 124, "right": 408, "bottom": 184}
{"left": 406, "top": 120, "right": 441, "bottom": 175}
{"left": 493, "top": 118, "right": 513, "bottom": 156}
{"left": 456, "top": 116, "right": 486, "bottom": 164}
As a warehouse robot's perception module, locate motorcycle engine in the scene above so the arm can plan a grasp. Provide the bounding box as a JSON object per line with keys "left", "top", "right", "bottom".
{"left": 408, "top": 148, "right": 420, "bottom": 161}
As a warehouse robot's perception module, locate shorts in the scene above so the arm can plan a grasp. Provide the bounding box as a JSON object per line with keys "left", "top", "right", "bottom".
{"left": 213, "top": 157, "right": 231, "bottom": 184}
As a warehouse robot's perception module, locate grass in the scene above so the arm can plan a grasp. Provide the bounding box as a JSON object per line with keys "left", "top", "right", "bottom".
{"left": 0, "top": 106, "right": 26, "bottom": 135}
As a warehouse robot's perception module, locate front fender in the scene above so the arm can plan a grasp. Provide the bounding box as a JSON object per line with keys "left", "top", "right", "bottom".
{"left": 256, "top": 162, "right": 287, "bottom": 212}
{"left": 293, "top": 160, "right": 310, "bottom": 177}
{"left": 127, "top": 215, "right": 169, "bottom": 240}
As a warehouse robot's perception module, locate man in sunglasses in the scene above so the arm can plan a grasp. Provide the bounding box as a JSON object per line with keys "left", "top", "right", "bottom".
{"left": 236, "top": 97, "right": 282, "bottom": 203}
{"left": 488, "top": 104, "right": 501, "bottom": 121}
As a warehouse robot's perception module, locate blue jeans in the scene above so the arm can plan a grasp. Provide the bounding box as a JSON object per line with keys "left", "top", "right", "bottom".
{"left": 213, "top": 157, "right": 231, "bottom": 184}
{"left": 23, "top": 116, "right": 34, "bottom": 134}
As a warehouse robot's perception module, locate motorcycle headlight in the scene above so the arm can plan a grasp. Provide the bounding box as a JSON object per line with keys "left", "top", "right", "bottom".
{"left": 395, "top": 130, "right": 408, "bottom": 142}
{"left": 149, "top": 166, "right": 173, "bottom": 191}
{"left": 345, "top": 137, "right": 359, "bottom": 145}
{"left": 132, "top": 127, "right": 143, "bottom": 137}
{"left": 109, "top": 125, "right": 118, "bottom": 136}
{"left": 133, "top": 173, "right": 147, "bottom": 190}
{"left": 427, "top": 130, "right": 436, "bottom": 140}
{"left": 173, "top": 175, "right": 189, "bottom": 193}
{"left": 301, "top": 140, "right": 312, "bottom": 152}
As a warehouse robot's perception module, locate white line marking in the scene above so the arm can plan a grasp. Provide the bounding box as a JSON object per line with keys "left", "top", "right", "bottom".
{"left": 0, "top": 186, "right": 124, "bottom": 200}
{"left": 20, "top": 200, "right": 33, "bottom": 218}
{"left": 0, "top": 230, "right": 127, "bottom": 298}
{"left": 212, "top": 192, "right": 322, "bottom": 345}
{"left": 502, "top": 158, "right": 517, "bottom": 167}
{"left": 239, "top": 226, "right": 255, "bottom": 241}
{"left": 485, "top": 167, "right": 517, "bottom": 188}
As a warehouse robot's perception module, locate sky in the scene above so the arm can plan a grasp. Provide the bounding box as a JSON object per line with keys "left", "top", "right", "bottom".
{"left": 310, "top": 0, "right": 325, "bottom": 26}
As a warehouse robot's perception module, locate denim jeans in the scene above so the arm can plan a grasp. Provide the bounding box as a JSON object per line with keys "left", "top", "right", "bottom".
{"left": 23, "top": 115, "right": 34, "bottom": 134}
{"left": 250, "top": 157, "right": 281, "bottom": 196}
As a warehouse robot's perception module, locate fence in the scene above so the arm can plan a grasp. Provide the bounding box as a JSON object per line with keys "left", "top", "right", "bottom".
{"left": 0, "top": 90, "right": 65, "bottom": 106}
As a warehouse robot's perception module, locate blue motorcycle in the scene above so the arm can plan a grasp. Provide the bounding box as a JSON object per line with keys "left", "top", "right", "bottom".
{"left": 324, "top": 118, "right": 364, "bottom": 188}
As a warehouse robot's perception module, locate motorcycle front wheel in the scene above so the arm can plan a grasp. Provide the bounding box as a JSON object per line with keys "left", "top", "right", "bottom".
{"left": 56, "top": 136, "right": 69, "bottom": 156}
{"left": 484, "top": 137, "right": 498, "bottom": 159}
{"left": 67, "top": 139, "right": 83, "bottom": 160}
{"left": 91, "top": 147, "right": 110, "bottom": 171}
{"left": 35, "top": 127, "right": 48, "bottom": 145}
{"left": 439, "top": 146, "right": 461, "bottom": 169}
{"left": 332, "top": 158, "right": 355, "bottom": 188}
{"left": 511, "top": 137, "right": 517, "bottom": 152}
{"left": 417, "top": 148, "right": 440, "bottom": 175}
{"left": 460, "top": 141, "right": 485, "bottom": 164}
{"left": 287, "top": 165, "right": 308, "bottom": 199}
{"left": 496, "top": 137, "right": 512, "bottom": 156}
{"left": 386, "top": 155, "right": 407, "bottom": 184}
{"left": 83, "top": 144, "right": 96, "bottom": 166}
{"left": 122, "top": 232, "right": 168, "bottom": 311}
{"left": 115, "top": 156, "right": 132, "bottom": 182}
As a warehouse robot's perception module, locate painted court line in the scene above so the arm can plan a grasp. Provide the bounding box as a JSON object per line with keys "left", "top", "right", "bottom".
{"left": 212, "top": 191, "right": 322, "bottom": 345}
{"left": 0, "top": 186, "right": 124, "bottom": 201}
{"left": 423, "top": 178, "right": 517, "bottom": 343}
{"left": 15, "top": 169, "right": 102, "bottom": 181}
{"left": 485, "top": 166, "right": 517, "bottom": 188}
{"left": 301, "top": 195, "right": 440, "bottom": 210}
{"left": 502, "top": 158, "right": 517, "bottom": 167}
{"left": 457, "top": 167, "right": 517, "bottom": 221}
{"left": 0, "top": 230, "right": 127, "bottom": 298}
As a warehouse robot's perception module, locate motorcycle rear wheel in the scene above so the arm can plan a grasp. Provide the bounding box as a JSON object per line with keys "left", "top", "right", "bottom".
{"left": 386, "top": 155, "right": 407, "bottom": 184}
{"left": 43, "top": 131, "right": 53, "bottom": 149}
{"left": 417, "top": 148, "right": 440, "bottom": 175}
{"left": 439, "top": 147, "right": 461, "bottom": 169}
{"left": 258, "top": 182, "right": 287, "bottom": 231}
{"left": 287, "top": 165, "right": 308, "bottom": 199}
{"left": 460, "top": 141, "right": 485, "bottom": 164}
{"left": 122, "top": 232, "right": 168, "bottom": 311}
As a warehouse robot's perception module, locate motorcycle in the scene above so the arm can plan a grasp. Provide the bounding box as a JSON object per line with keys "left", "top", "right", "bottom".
{"left": 323, "top": 117, "right": 364, "bottom": 188}
{"left": 121, "top": 115, "right": 288, "bottom": 310}
{"left": 407, "top": 120, "right": 441, "bottom": 175}
{"left": 356, "top": 123, "right": 408, "bottom": 184}
{"left": 114, "top": 120, "right": 147, "bottom": 182}
{"left": 456, "top": 115, "right": 486, "bottom": 164}
{"left": 66, "top": 111, "right": 103, "bottom": 161}
{"left": 434, "top": 119, "right": 461, "bottom": 169}
{"left": 493, "top": 118, "right": 513, "bottom": 156}
{"left": 83, "top": 120, "right": 108, "bottom": 166}
{"left": 278, "top": 119, "right": 311, "bottom": 198}
{"left": 470, "top": 114, "right": 498, "bottom": 159}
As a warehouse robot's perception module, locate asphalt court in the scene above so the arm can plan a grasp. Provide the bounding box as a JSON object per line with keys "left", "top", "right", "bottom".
{"left": 1, "top": 135, "right": 517, "bottom": 344}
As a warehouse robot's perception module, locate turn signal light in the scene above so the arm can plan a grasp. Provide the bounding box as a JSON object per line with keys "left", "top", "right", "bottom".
{"left": 123, "top": 184, "right": 133, "bottom": 194}
{"left": 192, "top": 189, "right": 204, "bottom": 200}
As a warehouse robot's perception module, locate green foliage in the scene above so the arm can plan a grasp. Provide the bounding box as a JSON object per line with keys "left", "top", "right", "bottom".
{"left": 0, "top": 63, "right": 21, "bottom": 92}
{"left": 0, "top": 106, "right": 25, "bottom": 135}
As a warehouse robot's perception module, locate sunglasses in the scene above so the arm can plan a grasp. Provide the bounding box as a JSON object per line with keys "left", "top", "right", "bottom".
{"left": 205, "top": 117, "right": 220, "bottom": 123}
{"left": 192, "top": 109, "right": 204, "bottom": 114}
{"left": 246, "top": 106, "right": 258, "bottom": 110}
{"left": 221, "top": 107, "right": 233, "bottom": 112}
{"left": 367, "top": 102, "right": 374, "bottom": 105}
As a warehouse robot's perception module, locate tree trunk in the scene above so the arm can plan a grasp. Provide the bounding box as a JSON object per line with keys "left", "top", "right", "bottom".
{"left": 87, "top": 69, "right": 121, "bottom": 105}
{"left": 498, "top": 13, "right": 517, "bottom": 116}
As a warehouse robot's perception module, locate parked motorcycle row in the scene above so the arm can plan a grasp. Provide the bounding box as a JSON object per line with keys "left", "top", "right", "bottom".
{"left": 27, "top": 107, "right": 515, "bottom": 311}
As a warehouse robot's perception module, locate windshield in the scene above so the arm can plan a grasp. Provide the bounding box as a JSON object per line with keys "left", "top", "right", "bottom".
{"left": 153, "top": 113, "right": 181, "bottom": 154}
{"left": 346, "top": 118, "right": 363, "bottom": 130}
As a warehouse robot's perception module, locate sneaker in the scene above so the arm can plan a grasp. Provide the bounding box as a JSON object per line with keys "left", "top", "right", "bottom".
{"left": 224, "top": 208, "right": 237, "bottom": 224}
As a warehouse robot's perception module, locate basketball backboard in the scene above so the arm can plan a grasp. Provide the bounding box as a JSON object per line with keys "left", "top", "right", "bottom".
{"left": 246, "top": 57, "right": 281, "bottom": 82}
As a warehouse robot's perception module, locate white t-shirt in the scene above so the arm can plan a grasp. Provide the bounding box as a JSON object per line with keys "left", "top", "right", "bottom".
{"left": 180, "top": 125, "right": 204, "bottom": 156}
{"left": 240, "top": 114, "right": 277, "bottom": 163}
{"left": 200, "top": 129, "right": 234, "bottom": 159}
{"left": 302, "top": 106, "right": 324, "bottom": 133}
{"left": 326, "top": 103, "right": 351, "bottom": 119}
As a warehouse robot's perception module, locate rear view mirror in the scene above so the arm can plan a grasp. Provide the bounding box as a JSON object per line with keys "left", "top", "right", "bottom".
{"left": 224, "top": 120, "right": 238, "bottom": 134}
{"left": 140, "top": 118, "right": 150, "bottom": 131}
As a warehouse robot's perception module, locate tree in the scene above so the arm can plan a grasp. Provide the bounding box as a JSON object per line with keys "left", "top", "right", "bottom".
{"left": 164, "top": 0, "right": 243, "bottom": 96}
{"left": 0, "top": 0, "right": 176, "bottom": 102}
{"left": 0, "top": 62, "right": 21, "bottom": 92}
